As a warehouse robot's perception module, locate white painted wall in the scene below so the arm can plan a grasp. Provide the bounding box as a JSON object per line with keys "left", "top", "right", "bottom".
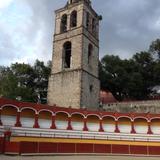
{"left": 1, "top": 115, "right": 16, "bottom": 126}
{"left": 55, "top": 120, "right": 68, "bottom": 130}
{"left": 151, "top": 126, "right": 160, "bottom": 134}
{"left": 71, "top": 122, "right": 83, "bottom": 131}
{"left": 39, "top": 119, "right": 52, "bottom": 129}
{"left": 87, "top": 122, "right": 99, "bottom": 131}
{"left": 118, "top": 124, "right": 131, "bottom": 133}
{"left": 103, "top": 124, "right": 115, "bottom": 133}
{"left": 135, "top": 125, "right": 148, "bottom": 134}
{"left": 21, "top": 117, "right": 34, "bottom": 128}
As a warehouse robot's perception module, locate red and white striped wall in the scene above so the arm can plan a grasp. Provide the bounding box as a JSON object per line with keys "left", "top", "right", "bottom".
{"left": 0, "top": 98, "right": 160, "bottom": 134}
{"left": 1, "top": 98, "right": 160, "bottom": 156}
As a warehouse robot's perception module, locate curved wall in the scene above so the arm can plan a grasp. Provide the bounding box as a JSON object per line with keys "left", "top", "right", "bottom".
{"left": 0, "top": 100, "right": 160, "bottom": 135}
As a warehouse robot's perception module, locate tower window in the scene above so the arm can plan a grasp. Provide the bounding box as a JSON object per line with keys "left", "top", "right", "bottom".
{"left": 61, "top": 14, "right": 67, "bottom": 33}
{"left": 63, "top": 42, "right": 72, "bottom": 68}
{"left": 90, "top": 85, "right": 93, "bottom": 93}
{"left": 70, "top": 10, "right": 77, "bottom": 28}
{"left": 88, "top": 44, "right": 93, "bottom": 64}
{"left": 92, "top": 18, "right": 96, "bottom": 33}
{"left": 86, "top": 12, "right": 90, "bottom": 30}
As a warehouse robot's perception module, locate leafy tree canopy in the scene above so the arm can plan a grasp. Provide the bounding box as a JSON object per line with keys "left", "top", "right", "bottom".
{"left": 0, "top": 60, "right": 51, "bottom": 104}
{"left": 100, "top": 40, "right": 160, "bottom": 101}
{"left": 0, "top": 39, "right": 160, "bottom": 103}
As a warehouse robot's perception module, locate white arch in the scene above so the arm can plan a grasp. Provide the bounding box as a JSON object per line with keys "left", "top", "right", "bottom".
{"left": 20, "top": 107, "right": 37, "bottom": 128}
{"left": 150, "top": 117, "right": 160, "bottom": 121}
{"left": 150, "top": 118, "right": 160, "bottom": 134}
{"left": 38, "top": 109, "right": 54, "bottom": 116}
{"left": 20, "top": 107, "right": 37, "bottom": 114}
{"left": 86, "top": 114, "right": 101, "bottom": 119}
{"left": 134, "top": 117, "right": 148, "bottom": 134}
{"left": 1, "top": 104, "right": 18, "bottom": 127}
{"left": 1, "top": 104, "right": 19, "bottom": 112}
{"left": 55, "top": 111, "right": 70, "bottom": 117}
{"left": 117, "top": 116, "right": 132, "bottom": 121}
{"left": 38, "top": 109, "right": 53, "bottom": 129}
{"left": 102, "top": 115, "right": 116, "bottom": 120}
{"left": 134, "top": 117, "right": 148, "bottom": 121}
{"left": 86, "top": 114, "right": 100, "bottom": 132}
{"left": 71, "top": 112, "right": 85, "bottom": 118}
{"left": 55, "top": 111, "right": 69, "bottom": 130}
{"left": 102, "top": 115, "right": 116, "bottom": 133}
{"left": 117, "top": 116, "right": 132, "bottom": 133}
{"left": 71, "top": 112, "right": 84, "bottom": 131}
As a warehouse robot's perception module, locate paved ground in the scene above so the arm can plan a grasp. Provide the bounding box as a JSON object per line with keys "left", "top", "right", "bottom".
{"left": 1, "top": 155, "right": 160, "bottom": 160}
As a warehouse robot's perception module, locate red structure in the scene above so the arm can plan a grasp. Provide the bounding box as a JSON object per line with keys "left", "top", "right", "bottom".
{"left": 0, "top": 98, "right": 160, "bottom": 133}
{"left": 100, "top": 90, "right": 117, "bottom": 104}
{"left": 1, "top": 98, "right": 160, "bottom": 156}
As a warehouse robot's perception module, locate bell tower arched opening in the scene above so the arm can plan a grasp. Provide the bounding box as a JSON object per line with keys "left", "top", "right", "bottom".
{"left": 63, "top": 42, "right": 72, "bottom": 69}
{"left": 70, "top": 10, "right": 77, "bottom": 28}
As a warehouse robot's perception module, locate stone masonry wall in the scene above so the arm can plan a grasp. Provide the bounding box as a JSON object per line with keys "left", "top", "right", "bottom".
{"left": 81, "top": 71, "right": 100, "bottom": 110}
{"left": 48, "top": 70, "right": 81, "bottom": 108}
{"left": 48, "top": 1, "right": 100, "bottom": 109}
{"left": 103, "top": 100, "right": 160, "bottom": 113}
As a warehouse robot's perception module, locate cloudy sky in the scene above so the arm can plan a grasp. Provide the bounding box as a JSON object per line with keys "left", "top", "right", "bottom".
{"left": 0, "top": 0, "right": 160, "bottom": 66}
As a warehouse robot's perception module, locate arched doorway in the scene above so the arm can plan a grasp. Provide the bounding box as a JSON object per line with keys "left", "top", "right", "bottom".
{"left": 151, "top": 119, "right": 160, "bottom": 134}
{"left": 20, "top": 108, "right": 35, "bottom": 128}
{"left": 71, "top": 114, "right": 84, "bottom": 131}
{"left": 1, "top": 106, "right": 17, "bottom": 126}
{"left": 87, "top": 115, "right": 99, "bottom": 132}
{"left": 118, "top": 117, "right": 131, "bottom": 133}
{"left": 39, "top": 111, "right": 52, "bottom": 129}
{"left": 55, "top": 112, "right": 68, "bottom": 130}
{"left": 134, "top": 118, "right": 148, "bottom": 134}
{"left": 102, "top": 116, "right": 115, "bottom": 133}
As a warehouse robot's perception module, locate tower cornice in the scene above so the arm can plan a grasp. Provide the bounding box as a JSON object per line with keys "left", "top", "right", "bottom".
{"left": 55, "top": 0, "right": 99, "bottom": 18}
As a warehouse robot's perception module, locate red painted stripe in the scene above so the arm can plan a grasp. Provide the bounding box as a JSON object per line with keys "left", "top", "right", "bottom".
{"left": 112, "top": 145, "right": 129, "bottom": 154}
{"left": 58, "top": 143, "right": 75, "bottom": 153}
{"left": 94, "top": 144, "right": 111, "bottom": 153}
{"left": 38, "top": 142, "right": 58, "bottom": 153}
{"left": 5, "top": 142, "right": 20, "bottom": 153}
{"left": 148, "top": 146, "right": 160, "bottom": 155}
{"left": 130, "top": 145, "right": 147, "bottom": 155}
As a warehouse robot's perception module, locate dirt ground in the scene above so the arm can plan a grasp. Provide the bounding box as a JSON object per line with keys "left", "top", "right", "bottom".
{"left": 1, "top": 155, "right": 160, "bottom": 160}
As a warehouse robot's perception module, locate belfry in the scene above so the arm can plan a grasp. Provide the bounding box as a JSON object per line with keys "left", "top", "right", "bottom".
{"left": 47, "top": 0, "right": 101, "bottom": 109}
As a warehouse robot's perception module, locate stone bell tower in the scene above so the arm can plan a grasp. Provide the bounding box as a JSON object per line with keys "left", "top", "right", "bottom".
{"left": 47, "top": 0, "right": 101, "bottom": 110}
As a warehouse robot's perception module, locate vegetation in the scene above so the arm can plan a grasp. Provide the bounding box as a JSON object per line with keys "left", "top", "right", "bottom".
{"left": 0, "top": 60, "right": 51, "bottom": 103}
{"left": 0, "top": 39, "right": 160, "bottom": 103}
{"left": 100, "top": 39, "right": 160, "bottom": 101}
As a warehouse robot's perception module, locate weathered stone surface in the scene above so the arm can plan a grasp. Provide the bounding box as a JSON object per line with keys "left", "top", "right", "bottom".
{"left": 103, "top": 100, "right": 160, "bottom": 113}
{"left": 47, "top": 1, "right": 100, "bottom": 110}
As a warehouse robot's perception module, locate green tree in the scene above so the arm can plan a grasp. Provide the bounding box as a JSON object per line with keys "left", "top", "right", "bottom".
{"left": 0, "top": 60, "right": 51, "bottom": 103}
{"left": 100, "top": 51, "right": 156, "bottom": 101}
{"left": 133, "top": 52, "right": 156, "bottom": 98}
{"left": 149, "top": 39, "right": 160, "bottom": 60}
{"left": 100, "top": 55, "right": 129, "bottom": 101}
{"left": 33, "top": 60, "right": 51, "bottom": 103}
{"left": 0, "top": 66, "right": 18, "bottom": 99}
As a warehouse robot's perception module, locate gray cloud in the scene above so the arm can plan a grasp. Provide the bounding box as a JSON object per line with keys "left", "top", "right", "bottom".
{"left": 0, "top": 0, "right": 160, "bottom": 66}
{"left": 95, "top": 0, "right": 160, "bottom": 59}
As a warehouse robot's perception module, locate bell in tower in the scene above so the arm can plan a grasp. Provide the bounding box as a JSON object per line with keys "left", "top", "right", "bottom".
{"left": 47, "top": 0, "right": 101, "bottom": 110}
